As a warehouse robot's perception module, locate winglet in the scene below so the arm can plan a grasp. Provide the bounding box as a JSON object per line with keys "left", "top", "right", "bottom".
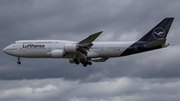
{"left": 79, "top": 31, "right": 103, "bottom": 45}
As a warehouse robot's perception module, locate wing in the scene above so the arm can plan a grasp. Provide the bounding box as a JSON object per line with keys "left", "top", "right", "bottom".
{"left": 66, "top": 31, "right": 103, "bottom": 67}
{"left": 76, "top": 31, "right": 103, "bottom": 57}
{"left": 79, "top": 31, "right": 103, "bottom": 46}
{"left": 64, "top": 31, "right": 103, "bottom": 62}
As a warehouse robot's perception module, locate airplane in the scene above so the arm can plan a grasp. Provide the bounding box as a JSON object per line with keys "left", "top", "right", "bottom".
{"left": 3, "top": 18, "right": 174, "bottom": 67}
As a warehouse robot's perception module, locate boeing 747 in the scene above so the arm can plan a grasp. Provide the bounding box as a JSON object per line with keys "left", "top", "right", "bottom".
{"left": 3, "top": 18, "right": 174, "bottom": 67}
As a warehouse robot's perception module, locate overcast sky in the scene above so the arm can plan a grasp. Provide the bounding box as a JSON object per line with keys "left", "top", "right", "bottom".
{"left": 0, "top": 0, "right": 180, "bottom": 101}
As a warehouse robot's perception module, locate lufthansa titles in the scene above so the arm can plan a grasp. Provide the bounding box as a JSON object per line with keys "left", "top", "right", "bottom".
{"left": 23, "top": 44, "right": 45, "bottom": 48}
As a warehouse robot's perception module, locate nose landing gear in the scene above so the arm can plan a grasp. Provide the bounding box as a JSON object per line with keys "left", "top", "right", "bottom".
{"left": 17, "top": 57, "right": 21, "bottom": 65}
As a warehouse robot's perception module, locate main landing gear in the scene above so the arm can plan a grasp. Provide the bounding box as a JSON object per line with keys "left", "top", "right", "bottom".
{"left": 73, "top": 57, "right": 92, "bottom": 67}
{"left": 17, "top": 57, "right": 21, "bottom": 65}
{"left": 81, "top": 59, "right": 92, "bottom": 67}
{"left": 73, "top": 58, "right": 80, "bottom": 65}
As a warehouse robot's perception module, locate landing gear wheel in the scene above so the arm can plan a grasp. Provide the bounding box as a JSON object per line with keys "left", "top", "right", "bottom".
{"left": 81, "top": 59, "right": 92, "bottom": 67}
{"left": 88, "top": 62, "right": 92, "bottom": 65}
{"left": 74, "top": 58, "right": 79, "bottom": 65}
{"left": 17, "top": 57, "right": 21, "bottom": 65}
{"left": 76, "top": 62, "right": 79, "bottom": 65}
{"left": 17, "top": 61, "right": 21, "bottom": 65}
{"left": 83, "top": 63, "right": 87, "bottom": 67}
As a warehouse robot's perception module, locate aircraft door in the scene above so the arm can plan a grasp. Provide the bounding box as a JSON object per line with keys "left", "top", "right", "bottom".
{"left": 47, "top": 44, "right": 52, "bottom": 52}
{"left": 100, "top": 46, "right": 104, "bottom": 51}
{"left": 19, "top": 44, "right": 26, "bottom": 52}
{"left": 134, "top": 45, "right": 138, "bottom": 51}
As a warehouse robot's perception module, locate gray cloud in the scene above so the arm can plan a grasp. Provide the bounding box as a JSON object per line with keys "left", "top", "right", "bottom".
{"left": 0, "top": 78, "right": 180, "bottom": 101}
{"left": 0, "top": 0, "right": 180, "bottom": 100}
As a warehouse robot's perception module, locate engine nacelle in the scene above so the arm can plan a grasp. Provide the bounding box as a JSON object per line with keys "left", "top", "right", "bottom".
{"left": 64, "top": 44, "right": 78, "bottom": 53}
{"left": 69, "top": 59, "right": 75, "bottom": 64}
{"left": 51, "top": 50, "right": 64, "bottom": 58}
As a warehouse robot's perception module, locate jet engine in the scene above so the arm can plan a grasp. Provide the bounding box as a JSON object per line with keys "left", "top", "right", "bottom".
{"left": 51, "top": 50, "right": 64, "bottom": 58}
{"left": 64, "top": 44, "right": 78, "bottom": 53}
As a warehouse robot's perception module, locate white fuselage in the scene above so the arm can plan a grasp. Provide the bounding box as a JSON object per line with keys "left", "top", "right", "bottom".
{"left": 3, "top": 40, "right": 134, "bottom": 58}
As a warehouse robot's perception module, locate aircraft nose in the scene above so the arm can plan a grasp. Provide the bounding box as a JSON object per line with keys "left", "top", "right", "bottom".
{"left": 3, "top": 47, "right": 8, "bottom": 54}
{"left": 3, "top": 45, "right": 12, "bottom": 54}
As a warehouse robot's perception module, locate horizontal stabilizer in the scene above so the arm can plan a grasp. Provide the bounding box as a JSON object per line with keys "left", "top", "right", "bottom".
{"left": 145, "top": 38, "right": 166, "bottom": 47}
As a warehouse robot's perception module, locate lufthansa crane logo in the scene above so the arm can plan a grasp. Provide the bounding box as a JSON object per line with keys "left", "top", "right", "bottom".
{"left": 152, "top": 27, "right": 165, "bottom": 39}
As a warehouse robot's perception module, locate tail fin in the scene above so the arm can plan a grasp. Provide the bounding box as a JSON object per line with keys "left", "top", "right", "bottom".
{"left": 120, "top": 18, "right": 174, "bottom": 57}
{"left": 139, "top": 18, "right": 174, "bottom": 42}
